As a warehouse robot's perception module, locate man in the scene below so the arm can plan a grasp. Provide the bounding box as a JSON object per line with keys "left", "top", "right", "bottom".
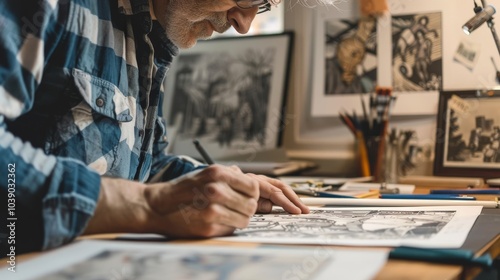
{"left": 0, "top": 0, "right": 308, "bottom": 254}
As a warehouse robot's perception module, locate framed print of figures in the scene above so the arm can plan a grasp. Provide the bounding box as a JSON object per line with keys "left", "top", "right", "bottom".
{"left": 311, "top": 11, "right": 377, "bottom": 117}
{"left": 392, "top": 12, "right": 442, "bottom": 91}
{"left": 163, "top": 33, "right": 293, "bottom": 160}
{"left": 434, "top": 90, "right": 500, "bottom": 179}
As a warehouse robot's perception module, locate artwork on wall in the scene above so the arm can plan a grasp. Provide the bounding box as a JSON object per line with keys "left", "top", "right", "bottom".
{"left": 311, "top": 9, "right": 438, "bottom": 117}
{"left": 311, "top": 14, "right": 378, "bottom": 117}
{"left": 434, "top": 90, "right": 500, "bottom": 179}
{"left": 324, "top": 17, "right": 377, "bottom": 95}
{"left": 164, "top": 33, "right": 293, "bottom": 159}
{"left": 392, "top": 12, "right": 443, "bottom": 91}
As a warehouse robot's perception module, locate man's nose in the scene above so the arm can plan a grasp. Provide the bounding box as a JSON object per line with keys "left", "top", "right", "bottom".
{"left": 227, "top": 7, "right": 258, "bottom": 34}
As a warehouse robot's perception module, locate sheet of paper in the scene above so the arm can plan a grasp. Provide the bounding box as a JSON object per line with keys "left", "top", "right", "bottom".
{"left": 2, "top": 240, "right": 388, "bottom": 280}
{"left": 218, "top": 206, "right": 481, "bottom": 248}
{"left": 340, "top": 182, "right": 415, "bottom": 194}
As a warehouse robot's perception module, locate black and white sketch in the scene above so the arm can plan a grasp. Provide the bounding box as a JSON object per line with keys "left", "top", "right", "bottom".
{"left": 39, "top": 250, "right": 321, "bottom": 280}
{"left": 443, "top": 96, "right": 500, "bottom": 168}
{"left": 7, "top": 240, "right": 389, "bottom": 280}
{"left": 435, "top": 91, "right": 500, "bottom": 178}
{"left": 237, "top": 209, "right": 454, "bottom": 239}
{"left": 169, "top": 51, "right": 273, "bottom": 147}
{"left": 324, "top": 17, "right": 377, "bottom": 94}
{"left": 220, "top": 206, "right": 481, "bottom": 248}
{"left": 164, "top": 34, "right": 291, "bottom": 159}
{"left": 392, "top": 12, "right": 442, "bottom": 91}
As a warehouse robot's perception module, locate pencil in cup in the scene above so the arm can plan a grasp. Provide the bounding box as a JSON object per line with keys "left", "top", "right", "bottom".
{"left": 356, "top": 130, "right": 371, "bottom": 177}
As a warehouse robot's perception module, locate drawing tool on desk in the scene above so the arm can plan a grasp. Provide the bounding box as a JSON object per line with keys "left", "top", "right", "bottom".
{"left": 380, "top": 194, "right": 476, "bottom": 200}
{"left": 300, "top": 198, "right": 499, "bottom": 208}
{"left": 293, "top": 189, "right": 356, "bottom": 198}
{"left": 431, "top": 189, "right": 500, "bottom": 195}
{"left": 356, "top": 190, "right": 380, "bottom": 198}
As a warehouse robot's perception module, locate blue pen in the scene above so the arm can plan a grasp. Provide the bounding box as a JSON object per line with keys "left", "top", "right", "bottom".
{"left": 380, "top": 194, "right": 476, "bottom": 200}
{"left": 431, "top": 189, "right": 500, "bottom": 195}
{"left": 314, "top": 191, "right": 357, "bottom": 198}
{"left": 293, "top": 189, "right": 356, "bottom": 198}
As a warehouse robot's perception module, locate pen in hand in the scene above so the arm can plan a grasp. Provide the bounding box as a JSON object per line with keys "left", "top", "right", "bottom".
{"left": 193, "top": 139, "right": 215, "bottom": 165}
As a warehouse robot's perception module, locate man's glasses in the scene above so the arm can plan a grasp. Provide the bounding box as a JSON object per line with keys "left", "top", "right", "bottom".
{"left": 235, "top": 0, "right": 281, "bottom": 14}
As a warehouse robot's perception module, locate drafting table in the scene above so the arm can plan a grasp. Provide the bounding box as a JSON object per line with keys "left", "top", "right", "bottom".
{"left": 2, "top": 206, "right": 499, "bottom": 280}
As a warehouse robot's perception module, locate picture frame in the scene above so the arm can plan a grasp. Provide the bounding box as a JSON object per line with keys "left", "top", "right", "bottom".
{"left": 310, "top": 11, "right": 378, "bottom": 117}
{"left": 434, "top": 90, "right": 500, "bottom": 179}
{"left": 163, "top": 33, "right": 293, "bottom": 160}
{"left": 309, "top": 8, "right": 441, "bottom": 119}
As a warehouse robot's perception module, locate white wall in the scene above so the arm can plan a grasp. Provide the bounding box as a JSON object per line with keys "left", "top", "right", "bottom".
{"left": 283, "top": 0, "right": 500, "bottom": 175}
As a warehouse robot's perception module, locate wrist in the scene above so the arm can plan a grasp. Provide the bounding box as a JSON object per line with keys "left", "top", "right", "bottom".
{"left": 84, "top": 177, "right": 151, "bottom": 235}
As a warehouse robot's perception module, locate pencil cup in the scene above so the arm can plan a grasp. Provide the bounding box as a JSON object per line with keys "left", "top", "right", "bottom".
{"left": 366, "top": 135, "right": 387, "bottom": 182}
{"left": 384, "top": 139, "right": 400, "bottom": 184}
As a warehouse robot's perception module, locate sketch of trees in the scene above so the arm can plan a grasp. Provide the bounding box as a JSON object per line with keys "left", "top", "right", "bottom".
{"left": 169, "top": 48, "right": 275, "bottom": 148}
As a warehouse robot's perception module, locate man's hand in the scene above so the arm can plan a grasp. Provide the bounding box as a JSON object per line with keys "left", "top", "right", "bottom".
{"left": 246, "top": 173, "right": 310, "bottom": 214}
{"left": 83, "top": 164, "right": 308, "bottom": 239}
{"left": 143, "top": 165, "right": 259, "bottom": 238}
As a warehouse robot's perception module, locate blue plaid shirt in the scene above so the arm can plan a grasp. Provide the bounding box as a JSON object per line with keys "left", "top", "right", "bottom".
{"left": 0, "top": 0, "right": 200, "bottom": 253}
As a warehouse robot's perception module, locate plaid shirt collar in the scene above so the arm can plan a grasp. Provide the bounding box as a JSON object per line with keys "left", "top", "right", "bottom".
{"left": 118, "top": 0, "right": 179, "bottom": 56}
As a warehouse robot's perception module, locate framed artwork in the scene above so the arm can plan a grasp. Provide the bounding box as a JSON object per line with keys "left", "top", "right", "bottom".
{"left": 163, "top": 33, "right": 293, "bottom": 159}
{"left": 392, "top": 12, "right": 442, "bottom": 92}
{"left": 434, "top": 90, "right": 500, "bottom": 179}
{"left": 311, "top": 12, "right": 378, "bottom": 117}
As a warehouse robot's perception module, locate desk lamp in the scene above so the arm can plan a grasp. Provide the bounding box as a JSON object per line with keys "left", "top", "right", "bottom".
{"left": 462, "top": 0, "right": 500, "bottom": 56}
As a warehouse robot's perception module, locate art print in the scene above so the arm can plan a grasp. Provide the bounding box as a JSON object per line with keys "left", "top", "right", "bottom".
{"left": 435, "top": 90, "right": 500, "bottom": 178}
{"left": 164, "top": 33, "right": 292, "bottom": 159}
{"left": 392, "top": 12, "right": 443, "bottom": 91}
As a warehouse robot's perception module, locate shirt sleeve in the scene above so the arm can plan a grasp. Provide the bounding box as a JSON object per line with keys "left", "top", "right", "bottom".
{"left": 0, "top": 0, "right": 101, "bottom": 253}
{"left": 149, "top": 112, "right": 206, "bottom": 182}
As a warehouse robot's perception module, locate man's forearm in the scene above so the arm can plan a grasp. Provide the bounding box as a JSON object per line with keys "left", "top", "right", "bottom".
{"left": 83, "top": 178, "right": 152, "bottom": 235}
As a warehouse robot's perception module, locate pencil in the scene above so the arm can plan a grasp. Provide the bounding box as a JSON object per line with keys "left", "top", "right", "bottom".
{"left": 339, "top": 112, "right": 357, "bottom": 134}
{"left": 193, "top": 139, "right": 215, "bottom": 165}
{"left": 356, "top": 130, "right": 371, "bottom": 177}
{"left": 355, "top": 190, "right": 379, "bottom": 198}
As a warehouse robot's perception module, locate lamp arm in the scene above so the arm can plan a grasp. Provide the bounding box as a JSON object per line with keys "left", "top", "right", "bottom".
{"left": 481, "top": 0, "right": 500, "bottom": 56}
{"left": 487, "top": 19, "right": 500, "bottom": 57}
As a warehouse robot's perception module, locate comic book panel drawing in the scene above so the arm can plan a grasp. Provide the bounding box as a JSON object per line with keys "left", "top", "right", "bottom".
{"left": 169, "top": 49, "right": 274, "bottom": 148}
{"left": 38, "top": 250, "right": 326, "bottom": 280}
{"left": 324, "top": 17, "right": 377, "bottom": 95}
{"left": 235, "top": 209, "right": 455, "bottom": 240}
{"left": 392, "top": 12, "right": 443, "bottom": 91}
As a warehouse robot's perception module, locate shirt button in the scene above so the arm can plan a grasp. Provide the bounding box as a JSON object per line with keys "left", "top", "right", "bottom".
{"left": 96, "top": 98, "right": 105, "bottom": 107}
